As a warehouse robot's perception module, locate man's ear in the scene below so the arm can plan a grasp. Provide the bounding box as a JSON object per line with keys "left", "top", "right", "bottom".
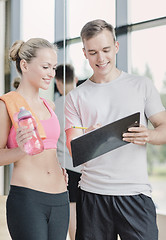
{"left": 20, "top": 59, "right": 28, "bottom": 72}
{"left": 74, "top": 77, "right": 78, "bottom": 85}
{"left": 82, "top": 48, "right": 87, "bottom": 59}
{"left": 115, "top": 41, "right": 119, "bottom": 54}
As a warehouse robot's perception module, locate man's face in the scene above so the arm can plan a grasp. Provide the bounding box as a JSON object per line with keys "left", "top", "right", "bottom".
{"left": 83, "top": 29, "right": 119, "bottom": 77}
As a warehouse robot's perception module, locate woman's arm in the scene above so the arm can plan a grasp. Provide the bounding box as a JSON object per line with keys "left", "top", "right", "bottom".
{"left": 0, "top": 100, "right": 27, "bottom": 166}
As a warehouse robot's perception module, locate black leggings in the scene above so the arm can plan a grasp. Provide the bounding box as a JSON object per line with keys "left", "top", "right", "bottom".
{"left": 6, "top": 185, "right": 69, "bottom": 240}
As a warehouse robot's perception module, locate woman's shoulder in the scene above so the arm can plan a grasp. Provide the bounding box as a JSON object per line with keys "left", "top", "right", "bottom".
{"left": 42, "top": 98, "right": 55, "bottom": 111}
{"left": 0, "top": 99, "right": 7, "bottom": 110}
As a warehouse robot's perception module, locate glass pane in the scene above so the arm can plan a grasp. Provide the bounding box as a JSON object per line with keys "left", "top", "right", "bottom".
{"left": 130, "top": 26, "right": 166, "bottom": 212}
{"left": 67, "top": 0, "right": 115, "bottom": 38}
{"left": 67, "top": 42, "right": 93, "bottom": 80}
{"left": 21, "top": 0, "right": 55, "bottom": 42}
{"left": 129, "top": 0, "right": 166, "bottom": 23}
{"left": 130, "top": 26, "right": 166, "bottom": 92}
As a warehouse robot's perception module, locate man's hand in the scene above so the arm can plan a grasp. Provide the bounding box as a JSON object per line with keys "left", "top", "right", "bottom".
{"left": 84, "top": 123, "right": 102, "bottom": 134}
{"left": 123, "top": 125, "right": 150, "bottom": 145}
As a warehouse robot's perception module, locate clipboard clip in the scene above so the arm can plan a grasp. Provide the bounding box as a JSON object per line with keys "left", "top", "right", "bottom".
{"left": 126, "top": 120, "right": 140, "bottom": 133}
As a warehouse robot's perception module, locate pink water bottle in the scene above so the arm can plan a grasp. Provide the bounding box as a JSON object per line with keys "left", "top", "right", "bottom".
{"left": 18, "top": 107, "right": 44, "bottom": 155}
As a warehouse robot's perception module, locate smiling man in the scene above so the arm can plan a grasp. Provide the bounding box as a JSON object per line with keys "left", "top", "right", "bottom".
{"left": 65, "top": 19, "right": 166, "bottom": 240}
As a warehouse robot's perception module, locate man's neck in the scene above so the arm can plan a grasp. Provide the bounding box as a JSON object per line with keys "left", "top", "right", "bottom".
{"left": 90, "top": 68, "right": 121, "bottom": 84}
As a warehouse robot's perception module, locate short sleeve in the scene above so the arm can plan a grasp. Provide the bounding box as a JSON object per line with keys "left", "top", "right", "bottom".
{"left": 144, "top": 77, "right": 165, "bottom": 118}
{"left": 65, "top": 92, "right": 82, "bottom": 130}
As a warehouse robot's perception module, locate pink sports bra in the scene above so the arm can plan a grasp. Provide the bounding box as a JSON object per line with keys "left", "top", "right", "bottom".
{"left": 7, "top": 98, "right": 60, "bottom": 150}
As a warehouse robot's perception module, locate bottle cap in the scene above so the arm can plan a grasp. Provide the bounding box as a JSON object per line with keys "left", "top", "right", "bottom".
{"left": 18, "top": 107, "right": 32, "bottom": 120}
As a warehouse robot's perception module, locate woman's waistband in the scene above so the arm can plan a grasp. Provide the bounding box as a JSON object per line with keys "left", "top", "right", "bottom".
{"left": 9, "top": 185, "right": 69, "bottom": 206}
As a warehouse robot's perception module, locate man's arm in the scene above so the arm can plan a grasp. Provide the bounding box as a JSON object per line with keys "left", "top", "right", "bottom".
{"left": 66, "top": 128, "right": 83, "bottom": 156}
{"left": 66, "top": 124, "right": 102, "bottom": 156}
{"left": 123, "top": 111, "right": 166, "bottom": 145}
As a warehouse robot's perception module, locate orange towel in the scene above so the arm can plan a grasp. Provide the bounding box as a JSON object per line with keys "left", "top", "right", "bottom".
{"left": 0, "top": 91, "right": 46, "bottom": 139}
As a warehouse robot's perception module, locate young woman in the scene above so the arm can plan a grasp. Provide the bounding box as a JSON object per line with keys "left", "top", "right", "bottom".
{"left": 0, "top": 38, "right": 69, "bottom": 240}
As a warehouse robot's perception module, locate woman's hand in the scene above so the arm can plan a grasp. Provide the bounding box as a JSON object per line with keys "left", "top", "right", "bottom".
{"left": 16, "top": 126, "right": 33, "bottom": 152}
{"left": 62, "top": 168, "right": 68, "bottom": 186}
{"left": 122, "top": 125, "right": 150, "bottom": 145}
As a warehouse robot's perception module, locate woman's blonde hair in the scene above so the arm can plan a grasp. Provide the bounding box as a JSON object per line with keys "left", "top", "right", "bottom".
{"left": 9, "top": 38, "right": 57, "bottom": 75}
{"left": 12, "top": 77, "right": 21, "bottom": 89}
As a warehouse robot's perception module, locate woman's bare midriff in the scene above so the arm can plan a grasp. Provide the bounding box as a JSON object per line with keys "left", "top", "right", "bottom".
{"left": 10, "top": 149, "right": 67, "bottom": 193}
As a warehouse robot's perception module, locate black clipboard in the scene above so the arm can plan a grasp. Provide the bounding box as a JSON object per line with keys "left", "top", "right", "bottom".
{"left": 71, "top": 112, "right": 140, "bottom": 167}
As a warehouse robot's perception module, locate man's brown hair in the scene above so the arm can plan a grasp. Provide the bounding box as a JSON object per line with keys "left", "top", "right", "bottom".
{"left": 80, "top": 19, "right": 116, "bottom": 43}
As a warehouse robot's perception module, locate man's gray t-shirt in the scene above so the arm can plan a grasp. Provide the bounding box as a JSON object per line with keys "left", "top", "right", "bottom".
{"left": 65, "top": 71, "right": 165, "bottom": 196}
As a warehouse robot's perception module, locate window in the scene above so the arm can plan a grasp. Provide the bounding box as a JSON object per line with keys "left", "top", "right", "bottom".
{"left": 67, "top": 42, "right": 93, "bottom": 80}
{"left": 66, "top": 0, "right": 115, "bottom": 79}
{"left": 130, "top": 26, "right": 166, "bottom": 92}
{"left": 130, "top": 26, "right": 166, "bottom": 213}
{"left": 22, "top": 0, "right": 55, "bottom": 42}
{"left": 67, "top": 0, "right": 115, "bottom": 38}
{"left": 129, "top": 0, "right": 166, "bottom": 23}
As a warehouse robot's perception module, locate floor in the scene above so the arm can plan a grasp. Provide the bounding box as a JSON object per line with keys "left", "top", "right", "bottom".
{"left": 0, "top": 196, "right": 11, "bottom": 240}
